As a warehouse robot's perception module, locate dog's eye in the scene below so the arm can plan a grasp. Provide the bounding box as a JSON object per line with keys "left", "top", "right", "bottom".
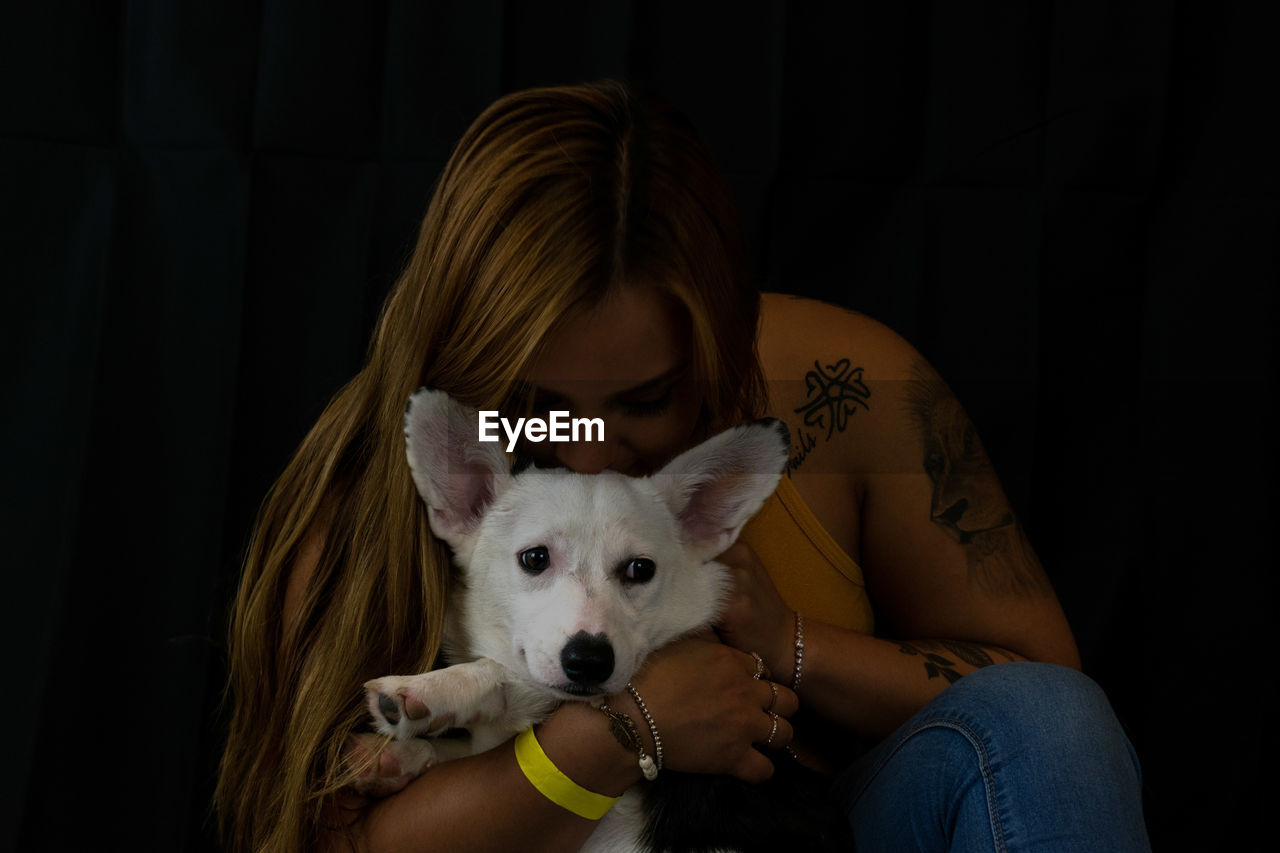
{"left": 519, "top": 546, "right": 550, "bottom": 574}
{"left": 621, "top": 557, "right": 656, "bottom": 584}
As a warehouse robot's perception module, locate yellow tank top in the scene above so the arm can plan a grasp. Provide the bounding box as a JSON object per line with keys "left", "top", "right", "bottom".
{"left": 738, "top": 476, "right": 875, "bottom": 635}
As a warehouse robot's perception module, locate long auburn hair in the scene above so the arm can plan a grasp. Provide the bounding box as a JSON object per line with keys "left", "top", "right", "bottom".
{"left": 216, "top": 80, "right": 766, "bottom": 852}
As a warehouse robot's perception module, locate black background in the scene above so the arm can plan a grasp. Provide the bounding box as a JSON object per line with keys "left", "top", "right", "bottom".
{"left": 2, "top": 2, "right": 1275, "bottom": 850}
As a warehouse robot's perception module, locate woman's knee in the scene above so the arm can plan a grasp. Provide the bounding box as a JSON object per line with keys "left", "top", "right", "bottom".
{"left": 839, "top": 664, "right": 1149, "bottom": 850}
{"left": 940, "top": 662, "right": 1138, "bottom": 776}
{"left": 946, "top": 661, "right": 1109, "bottom": 717}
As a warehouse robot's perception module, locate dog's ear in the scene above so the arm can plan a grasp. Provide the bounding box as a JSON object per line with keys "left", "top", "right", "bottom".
{"left": 652, "top": 418, "right": 790, "bottom": 560}
{"left": 404, "top": 388, "right": 509, "bottom": 547}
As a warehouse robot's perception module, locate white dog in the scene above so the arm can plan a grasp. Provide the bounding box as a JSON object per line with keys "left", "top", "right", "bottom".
{"left": 361, "top": 388, "right": 789, "bottom": 851}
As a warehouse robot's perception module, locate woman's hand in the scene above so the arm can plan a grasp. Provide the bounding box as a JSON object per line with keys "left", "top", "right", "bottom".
{"left": 713, "top": 542, "right": 796, "bottom": 682}
{"left": 625, "top": 633, "right": 798, "bottom": 783}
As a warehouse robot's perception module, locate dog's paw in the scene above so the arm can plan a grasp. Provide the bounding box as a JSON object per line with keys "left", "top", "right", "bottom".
{"left": 364, "top": 675, "right": 457, "bottom": 739}
{"left": 365, "top": 661, "right": 513, "bottom": 739}
{"left": 348, "top": 733, "right": 437, "bottom": 797}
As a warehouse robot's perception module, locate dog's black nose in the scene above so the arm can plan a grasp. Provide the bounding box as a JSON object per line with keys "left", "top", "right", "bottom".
{"left": 561, "top": 631, "right": 615, "bottom": 686}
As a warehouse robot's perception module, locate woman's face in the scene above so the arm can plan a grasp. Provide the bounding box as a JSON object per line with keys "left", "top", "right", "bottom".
{"left": 514, "top": 286, "right": 705, "bottom": 476}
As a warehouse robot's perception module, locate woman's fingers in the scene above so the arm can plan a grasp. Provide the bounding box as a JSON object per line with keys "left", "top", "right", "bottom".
{"left": 729, "top": 714, "right": 796, "bottom": 783}
{"left": 758, "top": 710, "right": 794, "bottom": 751}
{"left": 732, "top": 647, "right": 799, "bottom": 716}
{"left": 757, "top": 678, "right": 799, "bottom": 718}
{"left": 630, "top": 636, "right": 804, "bottom": 782}
{"left": 734, "top": 748, "right": 779, "bottom": 783}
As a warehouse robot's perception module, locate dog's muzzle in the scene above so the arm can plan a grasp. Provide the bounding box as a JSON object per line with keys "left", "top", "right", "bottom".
{"left": 560, "top": 631, "right": 615, "bottom": 691}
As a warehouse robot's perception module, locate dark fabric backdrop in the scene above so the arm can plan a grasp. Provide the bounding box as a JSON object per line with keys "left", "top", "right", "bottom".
{"left": 2, "top": 2, "right": 1275, "bottom": 850}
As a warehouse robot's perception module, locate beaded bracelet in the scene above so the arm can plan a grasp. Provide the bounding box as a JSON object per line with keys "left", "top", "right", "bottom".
{"left": 625, "top": 682, "right": 664, "bottom": 777}
{"left": 791, "top": 611, "right": 806, "bottom": 692}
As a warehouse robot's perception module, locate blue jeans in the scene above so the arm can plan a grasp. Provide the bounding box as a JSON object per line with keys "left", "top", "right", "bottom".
{"left": 835, "top": 662, "right": 1151, "bottom": 852}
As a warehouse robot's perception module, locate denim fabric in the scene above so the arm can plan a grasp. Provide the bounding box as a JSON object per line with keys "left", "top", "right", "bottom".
{"left": 835, "top": 663, "right": 1151, "bottom": 852}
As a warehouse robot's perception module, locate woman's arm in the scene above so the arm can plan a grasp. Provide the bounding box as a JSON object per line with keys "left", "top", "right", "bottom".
{"left": 284, "top": 533, "right": 797, "bottom": 852}
{"left": 345, "top": 638, "right": 797, "bottom": 852}
{"left": 718, "top": 543, "right": 1067, "bottom": 738}
{"left": 727, "top": 295, "right": 1079, "bottom": 739}
{"left": 286, "top": 521, "right": 624, "bottom": 852}
{"left": 339, "top": 701, "right": 638, "bottom": 853}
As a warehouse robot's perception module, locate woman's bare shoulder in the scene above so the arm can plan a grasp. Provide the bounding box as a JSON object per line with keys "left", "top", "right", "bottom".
{"left": 757, "top": 292, "right": 919, "bottom": 382}
{"left": 755, "top": 291, "right": 942, "bottom": 485}
{"left": 755, "top": 292, "right": 921, "bottom": 483}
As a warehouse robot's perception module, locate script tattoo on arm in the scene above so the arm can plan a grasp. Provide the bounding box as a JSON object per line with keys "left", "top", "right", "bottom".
{"left": 787, "top": 358, "right": 871, "bottom": 474}
{"left": 904, "top": 363, "right": 1052, "bottom": 597}
{"left": 897, "top": 640, "right": 1015, "bottom": 683}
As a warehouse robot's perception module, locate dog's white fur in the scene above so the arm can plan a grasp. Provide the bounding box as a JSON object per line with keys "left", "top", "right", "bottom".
{"left": 363, "top": 389, "right": 787, "bottom": 851}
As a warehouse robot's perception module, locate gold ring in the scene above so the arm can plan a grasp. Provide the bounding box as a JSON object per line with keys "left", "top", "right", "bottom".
{"left": 750, "top": 651, "right": 766, "bottom": 680}
{"left": 765, "top": 712, "right": 779, "bottom": 747}
{"left": 765, "top": 681, "right": 779, "bottom": 713}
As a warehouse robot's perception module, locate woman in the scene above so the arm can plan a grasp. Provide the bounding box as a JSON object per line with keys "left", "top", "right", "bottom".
{"left": 217, "top": 81, "right": 1149, "bottom": 851}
